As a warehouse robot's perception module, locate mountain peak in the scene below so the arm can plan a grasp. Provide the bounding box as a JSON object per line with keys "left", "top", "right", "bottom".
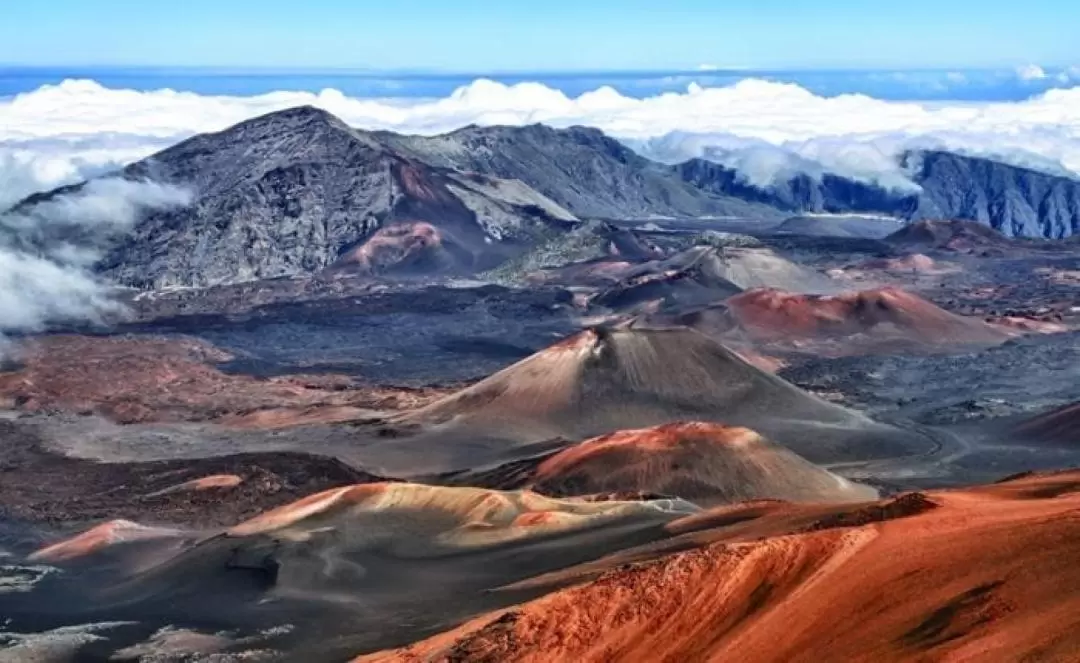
{"left": 214, "top": 104, "right": 359, "bottom": 140}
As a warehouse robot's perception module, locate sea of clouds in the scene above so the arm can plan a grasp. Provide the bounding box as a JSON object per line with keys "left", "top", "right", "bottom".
{"left": 3, "top": 76, "right": 1080, "bottom": 203}
{"left": 1, "top": 75, "right": 1080, "bottom": 345}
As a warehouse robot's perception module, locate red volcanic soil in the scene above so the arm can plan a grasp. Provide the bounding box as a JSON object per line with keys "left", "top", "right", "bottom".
{"left": 729, "top": 347, "right": 785, "bottom": 373}
{"left": 0, "top": 334, "right": 448, "bottom": 426}
{"left": 1014, "top": 401, "right": 1080, "bottom": 446}
{"left": 363, "top": 470, "right": 1080, "bottom": 663}
{"left": 144, "top": 474, "right": 244, "bottom": 498}
{"left": 526, "top": 422, "right": 874, "bottom": 505}
{"left": 725, "top": 286, "right": 1008, "bottom": 349}
{"left": 337, "top": 221, "right": 451, "bottom": 272}
{"left": 28, "top": 520, "right": 183, "bottom": 563}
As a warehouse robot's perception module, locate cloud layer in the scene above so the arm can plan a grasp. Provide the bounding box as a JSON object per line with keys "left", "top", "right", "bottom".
{"left": 3, "top": 77, "right": 1080, "bottom": 199}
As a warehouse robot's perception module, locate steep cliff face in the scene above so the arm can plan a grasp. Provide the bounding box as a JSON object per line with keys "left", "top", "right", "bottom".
{"left": 908, "top": 151, "right": 1080, "bottom": 239}
{"left": 675, "top": 157, "right": 909, "bottom": 216}
{"left": 676, "top": 150, "right": 1080, "bottom": 238}
{"left": 380, "top": 123, "right": 784, "bottom": 220}
{"left": 95, "top": 107, "right": 577, "bottom": 288}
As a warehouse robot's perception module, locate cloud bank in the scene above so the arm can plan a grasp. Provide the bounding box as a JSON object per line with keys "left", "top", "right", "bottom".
{"left": 0, "top": 178, "right": 190, "bottom": 354}
{"left": 3, "top": 77, "right": 1080, "bottom": 199}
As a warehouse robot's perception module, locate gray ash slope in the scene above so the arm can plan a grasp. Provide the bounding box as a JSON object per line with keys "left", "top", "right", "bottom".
{"left": 677, "top": 150, "right": 1080, "bottom": 239}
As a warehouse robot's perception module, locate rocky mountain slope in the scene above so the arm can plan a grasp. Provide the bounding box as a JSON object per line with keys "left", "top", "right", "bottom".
{"left": 93, "top": 107, "right": 579, "bottom": 287}
{"left": 677, "top": 150, "right": 1080, "bottom": 238}
{"left": 379, "top": 123, "right": 783, "bottom": 220}
{"left": 76, "top": 111, "right": 780, "bottom": 288}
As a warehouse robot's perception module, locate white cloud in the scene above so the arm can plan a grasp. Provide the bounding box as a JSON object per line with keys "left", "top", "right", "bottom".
{"left": 3, "top": 76, "right": 1080, "bottom": 201}
{"left": 1058, "top": 65, "right": 1080, "bottom": 85}
{"left": 1016, "top": 64, "right": 1048, "bottom": 81}
{"left": 10, "top": 177, "right": 192, "bottom": 232}
{"left": 0, "top": 178, "right": 191, "bottom": 352}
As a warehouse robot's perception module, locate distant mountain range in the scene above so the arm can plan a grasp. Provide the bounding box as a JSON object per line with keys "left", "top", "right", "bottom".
{"left": 11, "top": 105, "right": 1080, "bottom": 287}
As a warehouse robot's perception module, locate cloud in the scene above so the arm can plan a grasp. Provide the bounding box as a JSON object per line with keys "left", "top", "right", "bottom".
{"left": 1058, "top": 65, "right": 1080, "bottom": 85}
{"left": 3, "top": 75, "right": 1080, "bottom": 206}
{"left": 1016, "top": 64, "right": 1048, "bottom": 81}
{"left": 0, "top": 136, "right": 176, "bottom": 210}
{"left": 0, "top": 178, "right": 191, "bottom": 353}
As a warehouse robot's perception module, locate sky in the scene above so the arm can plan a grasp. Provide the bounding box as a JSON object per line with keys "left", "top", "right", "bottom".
{"left": 1, "top": 0, "right": 1078, "bottom": 71}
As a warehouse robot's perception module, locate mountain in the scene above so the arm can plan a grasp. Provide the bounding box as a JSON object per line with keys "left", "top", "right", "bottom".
{"left": 480, "top": 219, "right": 661, "bottom": 286}
{"left": 378, "top": 123, "right": 784, "bottom": 220}
{"left": 908, "top": 151, "right": 1080, "bottom": 238}
{"left": 18, "top": 481, "right": 694, "bottom": 659}
{"left": 715, "top": 286, "right": 1010, "bottom": 353}
{"left": 884, "top": 219, "right": 1018, "bottom": 252}
{"left": 614, "top": 244, "right": 835, "bottom": 294}
{"left": 93, "top": 107, "right": 578, "bottom": 288}
{"left": 400, "top": 326, "right": 932, "bottom": 464}
{"left": 42, "top": 110, "right": 781, "bottom": 288}
{"left": 590, "top": 247, "right": 745, "bottom": 313}
{"left": 677, "top": 150, "right": 1080, "bottom": 239}
{"left": 473, "top": 421, "right": 878, "bottom": 505}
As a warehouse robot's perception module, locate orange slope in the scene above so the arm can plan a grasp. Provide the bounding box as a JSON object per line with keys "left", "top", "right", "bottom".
{"left": 362, "top": 471, "right": 1080, "bottom": 663}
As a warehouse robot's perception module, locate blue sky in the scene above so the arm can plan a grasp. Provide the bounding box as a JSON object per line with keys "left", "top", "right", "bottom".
{"left": 1, "top": 0, "right": 1077, "bottom": 71}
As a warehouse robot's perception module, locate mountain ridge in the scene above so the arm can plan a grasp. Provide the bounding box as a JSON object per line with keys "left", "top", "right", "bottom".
{"left": 677, "top": 149, "right": 1080, "bottom": 238}
{"left": 96, "top": 106, "right": 581, "bottom": 287}
{"left": 12, "top": 106, "right": 1080, "bottom": 289}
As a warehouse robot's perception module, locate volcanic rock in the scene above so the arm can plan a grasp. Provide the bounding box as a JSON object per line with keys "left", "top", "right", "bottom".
{"left": 401, "top": 326, "right": 930, "bottom": 463}
{"left": 379, "top": 123, "right": 782, "bottom": 220}
{"left": 87, "top": 107, "right": 578, "bottom": 287}
{"left": 678, "top": 150, "right": 1080, "bottom": 239}
{"left": 722, "top": 286, "right": 1009, "bottom": 350}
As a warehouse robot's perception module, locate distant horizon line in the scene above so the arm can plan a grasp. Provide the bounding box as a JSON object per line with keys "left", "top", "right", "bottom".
{"left": 0, "top": 63, "right": 1072, "bottom": 77}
